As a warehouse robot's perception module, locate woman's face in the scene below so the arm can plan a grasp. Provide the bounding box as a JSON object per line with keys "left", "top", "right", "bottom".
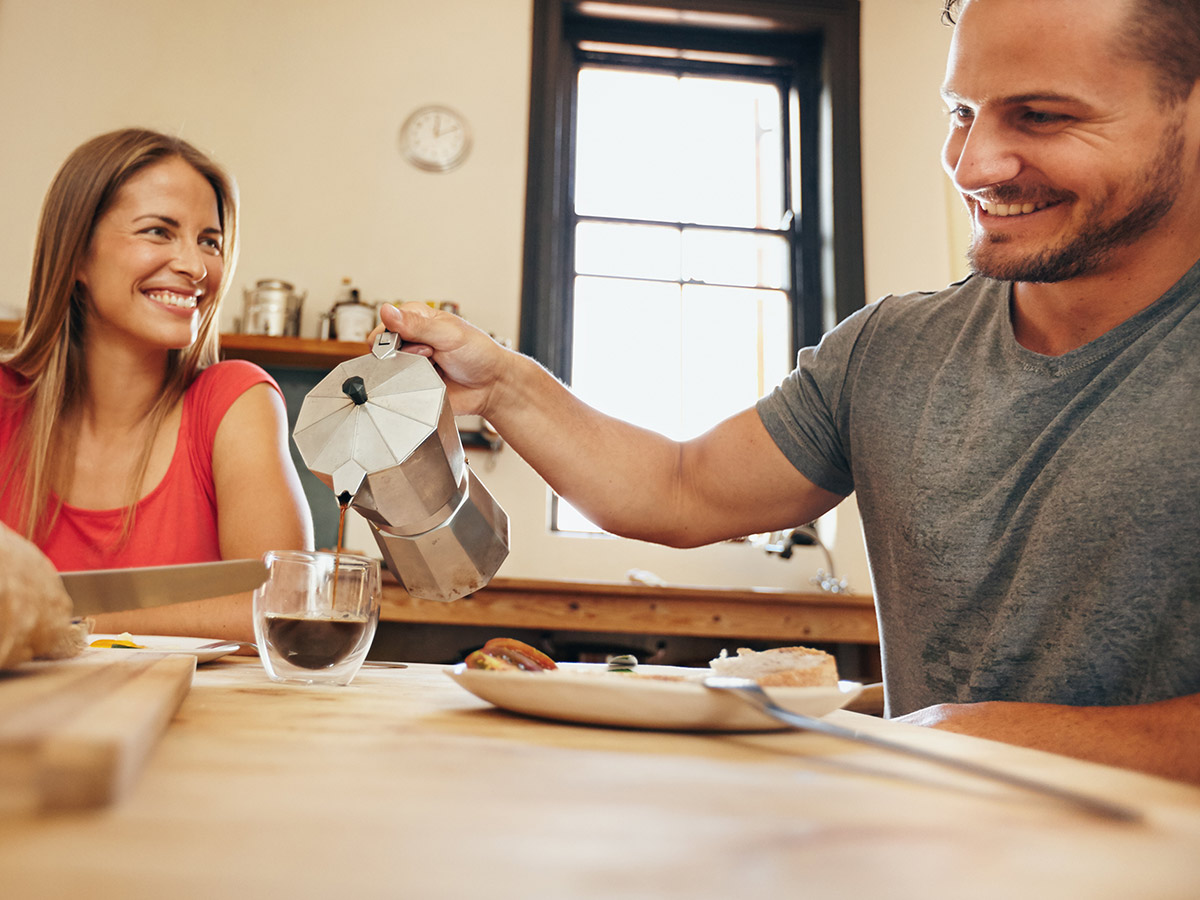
{"left": 76, "top": 155, "right": 224, "bottom": 353}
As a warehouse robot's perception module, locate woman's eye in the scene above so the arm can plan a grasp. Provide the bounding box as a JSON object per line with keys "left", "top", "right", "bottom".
{"left": 141, "top": 226, "right": 170, "bottom": 238}
{"left": 200, "top": 236, "right": 223, "bottom": 254}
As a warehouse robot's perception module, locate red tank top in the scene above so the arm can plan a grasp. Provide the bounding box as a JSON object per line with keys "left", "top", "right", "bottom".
{"left": 0, "top": 360, "right": 280, "bottom": 571}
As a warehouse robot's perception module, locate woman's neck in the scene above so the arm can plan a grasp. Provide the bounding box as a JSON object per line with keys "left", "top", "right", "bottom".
{"left": 77, "top": 330, "right": 171, "bottom": 434}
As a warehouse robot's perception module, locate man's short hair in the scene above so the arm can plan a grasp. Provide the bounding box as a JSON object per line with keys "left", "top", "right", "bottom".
{"left": 941, "top": 0, "right": 1200, "bottom": 105}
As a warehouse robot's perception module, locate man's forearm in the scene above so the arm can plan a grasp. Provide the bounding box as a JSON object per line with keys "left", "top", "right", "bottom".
{"left": 895, "top": 693, "right": 1200, "bottom": 784}
{"left": 484, "top": 354, "right": 693, "bottom": 543}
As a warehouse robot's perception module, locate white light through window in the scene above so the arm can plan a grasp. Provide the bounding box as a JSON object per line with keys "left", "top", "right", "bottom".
{"left": 558, "top": 64, "right": 794, "bottom": 534}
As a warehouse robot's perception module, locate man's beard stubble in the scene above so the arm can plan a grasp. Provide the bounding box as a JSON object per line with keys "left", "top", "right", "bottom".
{"left": 967, "top": 120, "right": 1185, "bottom": 284}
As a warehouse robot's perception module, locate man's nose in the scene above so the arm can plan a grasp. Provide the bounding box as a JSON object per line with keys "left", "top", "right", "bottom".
{"left": 943, "top": 115, "right": 1022, "bottom": 193}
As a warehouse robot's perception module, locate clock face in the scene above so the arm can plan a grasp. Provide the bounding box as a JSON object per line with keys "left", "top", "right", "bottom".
{"left": 398, "top": 105, "right": 471, "bottom": 172}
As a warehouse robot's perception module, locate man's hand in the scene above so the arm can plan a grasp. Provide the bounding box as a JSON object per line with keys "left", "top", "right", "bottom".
{"left": 375, "top": 302, "right": 517, "bottom": 419}
{"left": 895, "top": 695, "right": 1200, "bottom": 785}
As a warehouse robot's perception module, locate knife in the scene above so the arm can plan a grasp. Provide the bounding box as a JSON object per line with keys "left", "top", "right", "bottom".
{"left": 61, "top": 559, "right": 269, "bottom": 617}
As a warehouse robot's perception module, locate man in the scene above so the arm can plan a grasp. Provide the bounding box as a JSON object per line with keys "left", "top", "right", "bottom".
{"left": 379, "top": 0, "right": 1200, "bottom": 783}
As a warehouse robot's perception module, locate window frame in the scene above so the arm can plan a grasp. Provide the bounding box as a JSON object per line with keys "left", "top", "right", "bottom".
{"left": 519, "top": 0, "right": 865, "bottom": 378}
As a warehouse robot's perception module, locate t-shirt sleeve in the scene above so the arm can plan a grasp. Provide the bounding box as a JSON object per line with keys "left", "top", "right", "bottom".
{"left": 186, "top": 359, "right": 283, "bottom": 460}
{"left": 755, "top": 302, "right": 882, "bottom": 497}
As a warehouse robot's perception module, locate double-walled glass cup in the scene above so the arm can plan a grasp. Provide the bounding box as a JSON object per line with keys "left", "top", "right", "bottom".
{"left": 252, "top": 550, "right": 381, "bottom": 685}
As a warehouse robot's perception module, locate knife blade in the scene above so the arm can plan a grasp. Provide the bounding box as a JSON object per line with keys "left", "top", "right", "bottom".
{"left": 61, "top": 559, "right": 269, "bottom": 617}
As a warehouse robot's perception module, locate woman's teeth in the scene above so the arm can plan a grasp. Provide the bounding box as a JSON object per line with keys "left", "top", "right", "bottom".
{"left": 145, "top": 290, "right": 198, "bottom": 310}
{"left": 978, "top": 199, "right": 1051, "bottom": 217}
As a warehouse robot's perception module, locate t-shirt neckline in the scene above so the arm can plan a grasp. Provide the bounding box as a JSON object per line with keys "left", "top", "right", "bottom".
{"left": 996, "top": 257, "right": 1200, "bottom": 377}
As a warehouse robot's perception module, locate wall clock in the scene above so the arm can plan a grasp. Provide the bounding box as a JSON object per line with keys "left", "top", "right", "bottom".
{"left": 398, "top": 105, "right": 471, "bottom": 173}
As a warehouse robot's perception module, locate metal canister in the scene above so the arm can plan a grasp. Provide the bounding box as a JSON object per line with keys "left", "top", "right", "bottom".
{"left": 242, "top": 279, "right": 305, "bottom": 337}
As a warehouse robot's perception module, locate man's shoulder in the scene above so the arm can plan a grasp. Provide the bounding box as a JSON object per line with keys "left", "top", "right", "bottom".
{"left": 837, "top": 274, "right": 1007, "bottom": 350}
{"left": 873, "top": 273, "right": 1004, "bottom": 315}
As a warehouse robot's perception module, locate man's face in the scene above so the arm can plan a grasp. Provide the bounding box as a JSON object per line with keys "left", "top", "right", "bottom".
{"left": 940, "top": 0, "right": 1194, "bottom": 283}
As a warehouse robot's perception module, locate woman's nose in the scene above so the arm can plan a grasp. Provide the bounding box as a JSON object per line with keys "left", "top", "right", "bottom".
{"left": 943, "top": 115, "right": 1022, "bottom": 194}
{"left": 173, "top": 243, "right": 209, "bottom": 283}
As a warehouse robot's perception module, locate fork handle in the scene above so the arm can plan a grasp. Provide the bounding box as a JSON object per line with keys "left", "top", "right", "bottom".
{"left": 758, "top": 702, "right": 1140, "bottom": 823}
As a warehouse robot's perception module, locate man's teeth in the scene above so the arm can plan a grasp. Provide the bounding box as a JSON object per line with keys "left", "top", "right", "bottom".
{"left": 146, "top": 290, "right": 198, "bottom": 309}
{"left": 978, "top": 199, "right": 1051, "bottom": 217}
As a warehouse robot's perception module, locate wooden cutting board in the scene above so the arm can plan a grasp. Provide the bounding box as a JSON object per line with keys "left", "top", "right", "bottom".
{"left": 0, "top": 650, "right": 195, "bottom": 814}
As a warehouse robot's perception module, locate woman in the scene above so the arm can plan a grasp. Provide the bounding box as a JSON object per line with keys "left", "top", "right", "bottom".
{"left": 0, "top": 128, "right": 312, "bottom": 641}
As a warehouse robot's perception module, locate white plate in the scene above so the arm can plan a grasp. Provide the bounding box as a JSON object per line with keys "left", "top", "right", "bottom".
{"left": 446, "top": 662, "right": 862, "bottom": 732}
{"left": 87, "top": 634, "right": 236, "bottom": 664}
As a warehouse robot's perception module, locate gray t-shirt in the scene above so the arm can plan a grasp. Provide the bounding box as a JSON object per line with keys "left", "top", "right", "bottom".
{"left": 757, "top": 261, "right": 1200, "bottom": 716}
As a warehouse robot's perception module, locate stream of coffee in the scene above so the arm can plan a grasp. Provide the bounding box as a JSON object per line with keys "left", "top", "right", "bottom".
{"left": 332, "top": 498, "right": 349, "bottom": 606}
{"left": 337, "top": 498, "right": 349, "bottom": 553}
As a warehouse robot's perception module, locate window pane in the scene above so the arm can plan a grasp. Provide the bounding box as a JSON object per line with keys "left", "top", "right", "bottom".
{"left": 575, "top": 68, "right": 683, "bottom": 222}
{"left": 572, "top": 277, "right": 789, "bottom": 443}
{"left": 683, "top": 228, "right": 790, "bottom": 289}
{"left": 553, "top": 497, "right": 603, "bottom": 535}
{"left": 679, "top": 285, "right": 791, "bottom": 438}
{"left": 571, "top": 276, "right": 683, "bottom": 436}
{"left": 575, "top": 67, "right": 784, "bottom": 227}
{"left": 677, "top": 76, "right": 784, "bottom": 227}
{"left": 563, "top": 56, "right": 798, "bottom": 535}
{"left": 576, "top": 221, "right": 681, "bottom": 281}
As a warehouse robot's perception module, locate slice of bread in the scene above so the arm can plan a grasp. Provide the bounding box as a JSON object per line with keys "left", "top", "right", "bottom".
{"left": 708, "top": 646, "right": 838, "bottom": 687}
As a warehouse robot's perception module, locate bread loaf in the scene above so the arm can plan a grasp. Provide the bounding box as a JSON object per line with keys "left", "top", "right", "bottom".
{"left": 709, "top": 646, "right": 838, "bottom": 687}
{"left": 0, "top": 524, "right": 87, "bottom": 670}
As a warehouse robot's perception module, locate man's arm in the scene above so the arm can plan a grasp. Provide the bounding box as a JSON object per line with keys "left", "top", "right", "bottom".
{"left": 379, "top": 302, "right": 844, "bottom": 546}
{"left": 895, "top": 694, "right": 1200, "bottom": 785}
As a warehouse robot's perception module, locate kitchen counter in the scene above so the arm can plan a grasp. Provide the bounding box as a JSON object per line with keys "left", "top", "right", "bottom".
{"left": 3, "top": 658, "right": 1197, "bottom": 898}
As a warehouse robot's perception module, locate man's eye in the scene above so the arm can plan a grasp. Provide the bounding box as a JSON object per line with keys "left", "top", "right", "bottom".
{"left": 947, "top": 105, "right": 974, "bottom": 124}
{"left": 1023, "top": 110, "right": 1068, "bottom": 126}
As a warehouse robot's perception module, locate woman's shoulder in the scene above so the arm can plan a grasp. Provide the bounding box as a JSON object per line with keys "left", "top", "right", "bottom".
{"left": 191, "top": 358, "right": 278, "bottom": 390}
{"left": 182, "top": 360, "right": 282, "bottom": 444}
{"left": 187, "top": 359, "right": 281, "bottom": 407}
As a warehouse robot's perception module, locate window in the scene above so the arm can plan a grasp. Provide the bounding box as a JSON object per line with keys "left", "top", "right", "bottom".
{"left": 521, "top": 0, "right": 864, "bottom": 533}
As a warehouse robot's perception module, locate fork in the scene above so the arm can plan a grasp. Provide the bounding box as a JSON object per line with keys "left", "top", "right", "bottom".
{"left": 704, "top": 676, "right": 1140, "bottom": 823}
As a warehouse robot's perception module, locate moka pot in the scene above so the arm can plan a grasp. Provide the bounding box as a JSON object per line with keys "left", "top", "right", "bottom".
{"left": 292, "top": 330, "right": 509, "bottom": 602}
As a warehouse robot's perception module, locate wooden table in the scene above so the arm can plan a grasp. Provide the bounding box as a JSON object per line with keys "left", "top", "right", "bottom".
{"left": 3, "top": 659, "right": 1198, "bottom": 899}
{"left": 381, "top": 576, "right": 881, "bottom": 644}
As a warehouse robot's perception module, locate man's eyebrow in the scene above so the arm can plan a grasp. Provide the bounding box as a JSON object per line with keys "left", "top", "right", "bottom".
{"left": 940, "top": 88, "right": 1085, "bottom": 106}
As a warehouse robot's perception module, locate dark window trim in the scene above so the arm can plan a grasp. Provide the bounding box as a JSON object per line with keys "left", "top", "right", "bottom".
{"left": 519, "top": 0, "right": 864, "bottom": 378}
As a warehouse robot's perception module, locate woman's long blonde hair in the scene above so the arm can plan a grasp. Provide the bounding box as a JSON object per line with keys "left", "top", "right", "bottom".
{"left": 1, "top": 128, "right": 240, "bottom": 544}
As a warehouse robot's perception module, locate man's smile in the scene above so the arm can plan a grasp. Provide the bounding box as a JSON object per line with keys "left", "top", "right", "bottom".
{"left": 976, "top": 198, "right": 1056, "bottom": 217}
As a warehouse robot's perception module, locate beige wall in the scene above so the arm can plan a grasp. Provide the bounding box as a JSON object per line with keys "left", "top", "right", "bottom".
{"left": 0, "top": 0, "right": 966, "bottom": 593}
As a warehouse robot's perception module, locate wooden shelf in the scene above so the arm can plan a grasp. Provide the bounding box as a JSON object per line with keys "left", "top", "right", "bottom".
{"left": 219, "top": 332, "right": 366, "bottom": 369}
{"left": 2, "top": 322, "right": 363, "bottom": 370}
{"left": 3, "top": 323, "right": 499, "bottom": 448}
